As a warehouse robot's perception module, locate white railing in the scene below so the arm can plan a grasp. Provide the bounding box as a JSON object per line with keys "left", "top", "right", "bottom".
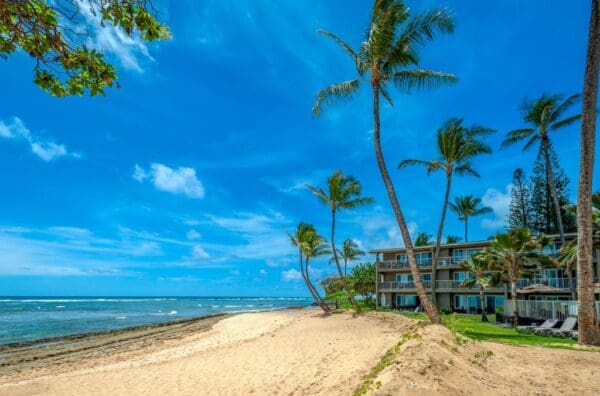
{"left": 504, "top": 300, "right": 600, "bottom": 320}
{"left": 516, "top": 278, "right": 575, "bottom": 289}
{"left": 377, "top": 257, "right": 461, "bottom": 269}
{"left": 379, "top": 280, "right": 431, "bottom": 290}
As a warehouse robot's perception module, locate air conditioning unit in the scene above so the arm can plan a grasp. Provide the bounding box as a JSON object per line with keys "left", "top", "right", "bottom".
{"left": 438, "top": 259, "right": 446, "bottom": 266}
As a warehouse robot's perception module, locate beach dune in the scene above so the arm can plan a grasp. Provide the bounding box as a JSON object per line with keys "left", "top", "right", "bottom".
{"left": 1, "top": 309, "right": 599, "bottom": 395}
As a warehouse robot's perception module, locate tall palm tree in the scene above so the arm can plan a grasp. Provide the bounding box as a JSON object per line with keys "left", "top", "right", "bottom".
{"left": 289, "top": 223, "right": 330, "bottom": 313}
{"left": 449, "top": 195, "right": 492, "bottom": 242}
{"left": 479, "top": 228, "right": 546, "bottom": 326}
{"left": 303, "top": 231, "right": 333, "bottom": 310}
{"left": 460, "top": 256, "right": 497, "bottom": 322}
{"left": 502, "top": 93, "right": 582, "bottom": 246}
{"left": 399, "top": 118, "right": 493, "bottom": 306}
{"left": 307, "top": 170, "right": 373, "bottom": 313}
{"left": 577, "top": 0, "right": 600, "bottom": 346}
{"left": 313, "top": 0, "right": 456, "bottom": 324}
{"left": 337, "top": 238, "right": 365, "bottom": 276}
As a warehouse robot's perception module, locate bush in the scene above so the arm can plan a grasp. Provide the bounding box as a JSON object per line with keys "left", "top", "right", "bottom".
{"left": 440, "top": 308, "right": 452, "bottom": 315}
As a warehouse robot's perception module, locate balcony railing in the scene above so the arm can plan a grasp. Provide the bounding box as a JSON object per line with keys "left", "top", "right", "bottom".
{"left": 377, "top": 278, "right": 586, "bottom": 292}
{"left": 377, "top": 257, "right": 460, "bottom": 269}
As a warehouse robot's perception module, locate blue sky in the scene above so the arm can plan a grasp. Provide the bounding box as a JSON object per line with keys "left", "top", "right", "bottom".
{"left": 0, "top": 0, "right": 595, "bottom": 296}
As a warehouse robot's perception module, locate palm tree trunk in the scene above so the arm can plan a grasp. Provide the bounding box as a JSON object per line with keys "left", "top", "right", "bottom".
{"left": 542, "top": 138, "right": 566, "bottom": 245}
{"left": 479, "top": 285, "right": 488, "bottom": 322}
{"left": 577, "top": 0, "right": 600, "bottom": 346}
{"left": 300, "top": 249, "right": 329, "bottom": 313}
{"left": 511, "top": 280, "right": 518, "bottom": 326}
{"left": 330, "top": 209, "right": 361, "bottom": 313}
{"left": 464, "top": 218, "right": 468, "bottom": 242}
{"left": 344, "top": 258, "right": 347, "bottom": 277}
{"left": 305, "top": 257, "right": 331, "bottom": 313}
{"left": 431, "top": 173, "right": 453, "bottom": 308}
{"left": 371, "top": 81, "right": 441, "bottom": 324}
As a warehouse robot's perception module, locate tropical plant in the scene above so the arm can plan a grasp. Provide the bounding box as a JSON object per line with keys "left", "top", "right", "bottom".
{"left": 0, "top": 1, "right": 169, "bottom": 96}
{"left": 307, "top": 171, "right": 373, "bottom": 313}
{"left": 414, "top": 232, "right": 433, "bottom": 247}
{"left": 478, "top": 228, "right": 547, "bottom": 326}
{"left": 502, "top": 93, "right": 581, "bottom": 246}
{"left": 399, "top": 117, "right": 493, "bottom": 306}
{"left": 289, "top": 223, "right": 330, "bottom": 313}
{"left": 508, "top": 168, "right": 532, "bottom": 229}
{"left": 460, "top": 256, "right": 497, "bottom": 322}
{"left": 336, "top": 238, "right": 365, "bottom": 276}
{"left": 320, "top": 277, "right": 347, "bottom": 310}
{"left": 449, "top": 195, "right": 492, "bottom": 242}
{"left": 445, "top": 235, "right": 462, "bottom": 244}
{"left": 349, "top": 262, "right": 377, "bottom": 304}
{"left": 303, "top": 229, "right": 333, "bottom": 308}
{"left": 577, "top": 0, "right": 600, "bottom": 346}
{"left": 313, "top": 0, "right": 456, "bottom": 324}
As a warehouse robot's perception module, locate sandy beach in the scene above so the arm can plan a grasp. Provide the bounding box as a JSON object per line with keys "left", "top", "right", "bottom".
{"left": 1, "top": 308, "right": 599, "bottom": 395}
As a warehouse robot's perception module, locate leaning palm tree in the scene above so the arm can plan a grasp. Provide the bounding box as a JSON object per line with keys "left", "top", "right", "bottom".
{"left": 303, "top": 231, "right": 333, "bottom": 309}
{"left": 502, "top": 93, "right": 581, "bottom": 246}
{"left": 289, "top": 223, "right": 330, "bottom": 313}
{"left": 307, "top": 170, "right": 373, "bottom": 313}
{"left": 460, "top": 256, "right": 497, "bottom": 322}
{"left": 337, "top": 238, "right": 365, "bottom": 276}
{"left": 313, "top": 0, "right": 456, "bottom": 324}
{"left": 577, "top": 0, "right": 600, "bottom": 346}
{"left": 479, "top": 228, "right": 546, "bottom": 326}
{"left": 449, "top": 195, "right": 492, "bottom": 242}
{"left": 399, "top": 118, "right": 493, "bottom": 306}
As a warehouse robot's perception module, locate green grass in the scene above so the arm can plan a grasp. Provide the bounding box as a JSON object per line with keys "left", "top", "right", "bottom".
{"left": 395, "top": 311, "right": 589, "bottom": 350}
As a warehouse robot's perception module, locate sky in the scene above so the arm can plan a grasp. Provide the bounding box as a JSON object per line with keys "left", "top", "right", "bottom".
{"left": 0, "top": 0, "right": 596, "bottom": 297}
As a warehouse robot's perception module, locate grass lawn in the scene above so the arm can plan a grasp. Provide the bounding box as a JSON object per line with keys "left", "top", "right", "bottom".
{"left": 396, "top": 311, "right": 588, "bottom": 350}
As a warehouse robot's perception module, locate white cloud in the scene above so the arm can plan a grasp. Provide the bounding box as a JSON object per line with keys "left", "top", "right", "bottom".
{"left": 134, "top": 163, "right": 205, "bottom": 199}
{"left": 281, "top": 268, "right": 303, "bottom": 282}
{"left": 259, "top": 268, "right": 267, "bottom": 275}
{"left": 186, "top": 229, "right": 201, "bottom": 240}
{"left": 76, "top": 1, "right": 154, "bottom": 73}
{"left": 0, "top": 117, "right": 80, "bottom": 161}
{"left": 190, "top": 245, "right": 210, "bottom": 260}
{"left": 229, "top": 269, "right": 240, "bottom": 276}
{"left": 481, "top": 185, "right": 513, "bottom": 230}
{"left": 348, "top": 206, "right": 418, "bottom": 250}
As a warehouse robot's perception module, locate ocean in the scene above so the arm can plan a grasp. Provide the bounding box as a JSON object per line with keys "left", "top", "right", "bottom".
{"left": 0, "top": 296, "right": 312, "bottom": 345}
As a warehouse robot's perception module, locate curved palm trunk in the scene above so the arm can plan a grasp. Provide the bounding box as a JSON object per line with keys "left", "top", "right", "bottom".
{"left": 431, "top": 172, "right": 453, "bottom": 307}
{"left": 331, "top": 209, "right": 361, "bottom": 313}
{"left": 464, "top": 217, "right": 469, "bottom": 242}
{"left": 479, "top": 285, "right": 488, "bottom": 322}
{"left": 371, "top": 82, "right": 441, "bottom": 324}
{"left": 577, "top": 0, "right": 600, "bottom": 346}
{"left": 542, "top": 138, "right": 566, "bottom": 245}
{"left": 299, "top": 248, "right": 329, "bottom": 313}
{"left": 344, "top": 258, "right": 348, "bottom": 277}
{"left": 510, "top": 279, "right": 518, "bottom": 326}
{"left": 305, "top": 257, "right": 331, "bottom": 313}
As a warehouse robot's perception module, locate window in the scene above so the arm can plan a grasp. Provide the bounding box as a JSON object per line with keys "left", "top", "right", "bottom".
{"left": 466, "top": 248, "right": 482, "bottom": 258}
{"left": 395, "top": 274, "right": 413, "bottom": 282}
{"left": 396, "top": 254, "right": 407, "bottom": 263}
{"left": 453, "top": 271, "right": 473, "bottom": 281}
{"left": 396, "top": 295, "right": 417, "bottom": 306}
{"left": 416, "top": 252, "right": 432, "bottom": 265}
{"left": 454, "top": 295, "right": 480, "bottom": 310}
{"left": 452, "top": 249, "right": 465, "bottom": 263}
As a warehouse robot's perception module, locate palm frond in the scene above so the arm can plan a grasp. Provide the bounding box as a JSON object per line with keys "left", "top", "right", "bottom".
{"left": 312, "top": 80, "right": 361, "bottom": 117}
{"left": 522, "top": 135, "right": 541, "bottom": 151}
{"left": 317, "top": 30, "right": 364, "bottom": 73}
{"left": 379, "top": 83, "right": 394, "bottom": 106}
{"left": 454, "top": 163, "right": 480, "bottom": 177}
{"left": 550, "top": 93, "right": 581, "bottom": 122}
{"left": 391, "top": 69, "right": 457, "bottom": 91}
{"left": 501, "top": 128, "right": 535, "bottom": 148}
{"left": 550, "top": 114, "right": 582, "bottom": 130}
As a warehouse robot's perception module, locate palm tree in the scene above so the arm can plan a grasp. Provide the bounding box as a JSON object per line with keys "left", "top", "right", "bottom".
{"left": 337, "top": 238, "right": 365, "bottom": 276}
{"left": 577, "top": 0, "right": 600, "bottom": 346}
{"left": 478, "top": 228, "right": 546, "bottom": 326}
{"left": 414, "top": 232, "right": 433, "bottom": 247}
{"left": 313, "top": 0, "right": 456, "bottom": 325}
{"left": 307, "top": 171, "right": 373, "bottom": 313}
{"left": 399, "top": 118, "right": 493, "bottom": 306}
{"left": 446, "top": 235, "right": 462, "bottom": 244}
{"left": 460, "top": 256, "right": 497, "bottom": 322}
{"left": 502, "top": 93, "right": 581, "bottom": 246}
{"left": 289, "top": 223, "right": 330, "bottom": 313}
{"left": 449, "top": 195, "right": 492, "bottom": 242}
{"left": 303, "top": 231, "right": 333, "bottom": 310}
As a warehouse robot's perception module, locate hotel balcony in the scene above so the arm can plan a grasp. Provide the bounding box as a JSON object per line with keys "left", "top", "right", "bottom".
{"left": 377, "top": 278, "right": 580, "bottom": 293}
{"left": 376, "top": 257, "right": 463, "bottom": 271}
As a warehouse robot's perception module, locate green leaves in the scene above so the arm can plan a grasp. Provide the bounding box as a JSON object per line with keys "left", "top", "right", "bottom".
{"left": 391, "top": 69, "right": 457, "bottom": 91}
{"left": 312, "top": 80, "right": 361, "bottom": 117}
{"left": 307, "top": 170, "right": 374, "bottom": 212}
{"left": 0, "top": 0, "right": 170, "bottom": 96}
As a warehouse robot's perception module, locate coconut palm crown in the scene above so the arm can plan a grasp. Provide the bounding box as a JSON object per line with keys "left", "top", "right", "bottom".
{"left": 449, "top": 195, "right": 492, "bottom": 242}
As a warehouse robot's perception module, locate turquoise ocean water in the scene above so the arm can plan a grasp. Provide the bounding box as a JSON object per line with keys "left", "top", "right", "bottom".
{"left": 0, "top": 296, "right": 312, "bottom": 345}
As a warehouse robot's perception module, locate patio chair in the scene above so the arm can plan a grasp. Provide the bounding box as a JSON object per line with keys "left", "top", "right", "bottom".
{"left": 517, "top": 318, "right": 558, "bottom": 333}
{"left": 543, "top": 317, "right": 577, "bottom": 336}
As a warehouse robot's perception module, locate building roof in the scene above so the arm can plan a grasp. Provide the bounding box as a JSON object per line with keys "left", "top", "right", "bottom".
{"left": 367, "top": 232, "right": 576, "bottom": 254}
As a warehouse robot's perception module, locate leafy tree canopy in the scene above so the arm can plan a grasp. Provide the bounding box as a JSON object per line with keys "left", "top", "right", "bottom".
{"left": 0, "top": 0, "right": 170, "bottom": 96}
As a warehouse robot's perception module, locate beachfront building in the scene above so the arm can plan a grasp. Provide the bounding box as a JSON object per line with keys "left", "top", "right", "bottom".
{"left": 371, "top": 234, "right": 600, "bottom": 313}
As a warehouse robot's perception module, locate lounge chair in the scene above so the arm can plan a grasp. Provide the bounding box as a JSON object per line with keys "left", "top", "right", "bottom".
{"left": 517, "top": 319, "right": 558, "bottom": 333}
{"left": 540, "top": 317, "right": 577, "bottom": 336}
